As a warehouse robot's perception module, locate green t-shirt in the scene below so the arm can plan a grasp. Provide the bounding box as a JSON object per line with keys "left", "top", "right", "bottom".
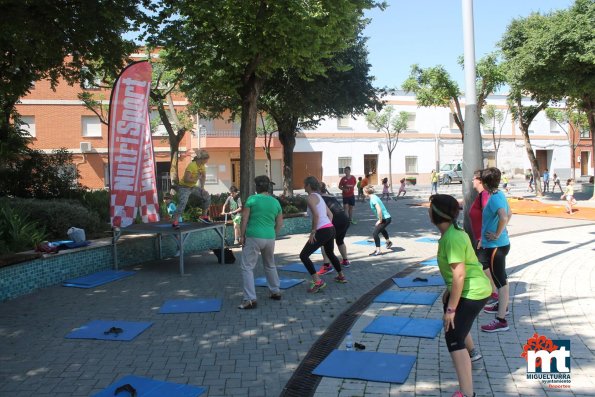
{"left": 245, "top": 194, "right": 282, "bottom": 239}
{"left": 437, "top": 224, "right": 491, "bottom": 300}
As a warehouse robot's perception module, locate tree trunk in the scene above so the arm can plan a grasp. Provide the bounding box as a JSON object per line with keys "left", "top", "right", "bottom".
{"left": 238, "top": 74, "right": 261, "bottom": 202}
{"left": 265, "top": 147, "right": 272, "bottom": 180}
{"left": 519, "top": 126, "right": 543, "bottom": 197}
{"left": 277, "top": 117, "right": 299, "bottom": 197}
{"left": 387, "top": 149, "right": 394, "bottom": 193}
{"left": 584, "top": 96, "right": 595, "bottom": 200}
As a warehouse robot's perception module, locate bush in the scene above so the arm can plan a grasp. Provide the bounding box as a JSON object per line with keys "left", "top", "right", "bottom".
{"left": 77, "top": 189, "right": 110, "bottom": 224}
{"left": 0, "top": 203, "right": 47, "bottom": 255}
{"left": 276, "top": 194, "right": 307, "bottom": 213}
{"left": 282, "top": 204, "right": 301, "bottom": 214}
{"left": 7, "top": 198, "right": 107, "bottom": 240}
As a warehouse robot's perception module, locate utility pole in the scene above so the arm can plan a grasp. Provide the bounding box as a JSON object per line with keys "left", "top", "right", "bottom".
{"left": 462, "top": 0, "right": 483, "bottom": 235}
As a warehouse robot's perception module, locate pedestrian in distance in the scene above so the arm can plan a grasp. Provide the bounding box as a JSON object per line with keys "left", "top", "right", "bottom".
{"left": 317, "top": 182, "right": 351, "bottom": 275}
{"left": 221, "top": 186, "right": 243, "bottom": 245}
{"left": 363, "top": 185, "right": 393, "bottom": 256}
{"left": 163, "top": 194, "right": 182, "bottom": 223}
{"left": 381, "top": 177, "right": 390, "bottom": 200}
{"left": 170, "top": 149, "right": 211, "bottom": 227}
{"left": 561, "top": 178, "right": 577, "bottom": 215}
{"left": 543, "top": 168, "right": 550, "bottom": 192}
{"left": 501, "top": 172, "right": 510, "bottom": 194}
{"left": 237, "top": 175, "right": 284, "bottom": 309}
{"left": 300, "top": 176, "right": 348, "bottom": 293}
{"left": 527, "top": 170, "right": 534, "bottom": 192}
{"left": 338, "top": 166, "right": 357, "bottom": 224}
{"left": 431, "top": 169, "right": 439, "bottom": 195}
{"left": 356, "top": 177, "right": 364, "bottom": 202}
{"left": 478, "top": 167, "right": 512, "bottom": 333}
{"left": 396, "top": 178, "right": 407, "bottom": 198}
{"left": 552, "top": 173, "right": 563, "bottom": 193}
{"left": 428, "top": 194, "right": 491, "bottom": 397}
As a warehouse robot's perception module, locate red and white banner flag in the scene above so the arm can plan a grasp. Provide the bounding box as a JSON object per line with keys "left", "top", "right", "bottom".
{"left": 108, "top": 61, "right": 160, "bottom": 228}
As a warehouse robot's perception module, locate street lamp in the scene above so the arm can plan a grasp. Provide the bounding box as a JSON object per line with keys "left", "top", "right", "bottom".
{"left": 435, "top": 125, "right": 449, "bottom": 174}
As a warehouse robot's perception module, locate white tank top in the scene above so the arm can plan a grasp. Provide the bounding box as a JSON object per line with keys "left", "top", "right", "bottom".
{"left": 310, "top": 192, "right": 332, "bottom": 230}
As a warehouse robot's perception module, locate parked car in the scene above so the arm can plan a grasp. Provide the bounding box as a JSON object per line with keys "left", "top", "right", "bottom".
{"left": 439, "top": 162, "right": 463, "bottom": 184}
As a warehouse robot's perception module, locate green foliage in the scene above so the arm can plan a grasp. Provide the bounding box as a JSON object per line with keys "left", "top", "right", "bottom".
{"left": 0, "top": 148, "right": 82, "bottom": 199}
{"left": 365, "top": 106, "right": 409, "bottom": 152}
{"left": 77, "top": 190, "right": 110, "bottom": 224}
{"left": 276, "top": 195, "right": 307, "bottom": 213}
{"left": 0, "top": 202, "right": 47, "bottom": 255}
{"left": 402, "top": 64, "right": 460, "bottom": 109}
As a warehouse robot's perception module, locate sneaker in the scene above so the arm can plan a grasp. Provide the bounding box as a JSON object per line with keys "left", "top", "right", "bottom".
{"left": 334, "top": 274, "right": 348, "bottom": 283}
{"left": 483, "top": 302, "right": 509, "bottom": 315}
{"left": 487, "top": 292, "right": 499, "bottom": 305}
{"left": 452, "top": 392, "right": 476, "bottom": 397}
{"left": 269, "top": 293, "right": 282, "bottom": 301}
{"left": 341, "top": 259, "right": 351, "bottom": 268}
{"left": 468, "top": 348, "right": 482, "bottom": 362}
{"left": 317, "top": 263, "right": 334, "bottom": 275}
{"left": 350, "top": 219, "right": 358, "bottom": 225}
{"left": 307, "top": 280, "right": 327, "bottom": 293}
{"left": 385, "top": 240, "right": 393, "bottom": 249}
{"left": 481, "top": 318, "right": 509, "bottom": 333}
{"left": 238, "top": 300, "right": 257, "bottom": 310}
{"left": 171, "top": 220, "right": 179, "bottom": 228}
{"left": 369, "top": 251, "right": 382, "bottom": 256}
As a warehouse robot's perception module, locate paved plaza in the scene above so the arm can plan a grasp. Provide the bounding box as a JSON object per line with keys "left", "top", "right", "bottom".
{"left": 0, "top": 184, "right": 594, "bottom": 396}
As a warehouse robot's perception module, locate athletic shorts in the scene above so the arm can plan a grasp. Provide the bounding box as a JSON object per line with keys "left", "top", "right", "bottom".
{"left": 481, "top": 245, "right": 511, "bottom": 288}
{"left": 443, "top": 296, "right": 488, "bottom": 352}
{"left": 342, "top": 196, "right": 355, "bottom": 207}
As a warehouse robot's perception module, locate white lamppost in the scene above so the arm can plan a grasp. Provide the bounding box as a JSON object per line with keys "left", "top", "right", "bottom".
{"left": 435, "top": 125, "right": 449, "bottom": 173}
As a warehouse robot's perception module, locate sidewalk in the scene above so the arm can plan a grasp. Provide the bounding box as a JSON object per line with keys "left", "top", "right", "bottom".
{"left": 0, "top": 190, "right": 593, "bottom": 397}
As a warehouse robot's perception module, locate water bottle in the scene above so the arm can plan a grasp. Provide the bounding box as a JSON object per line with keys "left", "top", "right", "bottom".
{"left": 345, "top": 331, "right": 354, "bottom": 351}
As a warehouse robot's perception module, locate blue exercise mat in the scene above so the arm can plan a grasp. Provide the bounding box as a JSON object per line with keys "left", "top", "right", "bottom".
{"left": 393, "top": 275, "right": 445, "bottom": 288}
{"left": 255, "top": 277, "right": 304, "bottom": 289}
{"left": 159, "top": 299, "right": 222, "bottom": 314}
{"left": 353, "top": 240, "right": 385, "bottom": 246}
{"left": 363, "top": 316, "right": 443, "bottom": 338}
{"left": 312, "top": 350, "right": 416, "bottom": 384}
{"left": 420, "top": 258, "right": 438, "bottom": 266}
{"left": 63, "top": 270, "right": 135, "bottom": 288}
{"left": 278, "top": 263, "right": 322, "bottom": 273}
{"left": 416, "top": 237, "right": 439, "bottom": 243}
{"left": 92, "top": 375, "right": 206, "bottom": 397}
{"left": 374, "top": 290, "right": 439, "bottom": 305}
{"left": 66, "top": 320, "right": 152, "bottom": 341}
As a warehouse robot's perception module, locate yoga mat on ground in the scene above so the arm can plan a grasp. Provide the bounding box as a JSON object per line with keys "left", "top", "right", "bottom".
{"left": 353, "top": 240, "right": 385, "bottom": 246}
{"left": 415, "top": 237, "right": 439, "bottom": 243}
{"left": 420, "top": 258, "right": 438, "bottom": 266}
{"left": 363, "top": 316, "right": 443, "bottom": 339}
{"left": 65, "top": 320, "right": 152, "bottom": 341}
{"left": 159, "top": 299, "right": 222, "bottom": 313}
{"left": 92, "top": 375, "right": 206, "bottom": 397}
{"left": 393, "top": 275, "right": 445, "bottom": 288}
{"left": 278, "top": 263, "right": 321, "bottom": 273}
{"left": 254, "top": 277, "right": 304, "bottom": 289}
{"left": 63, "top": 270, "right": 135, "bottom": 288}
{"left": 312, "top": 350, "right": 416, "bottom": 383}
{"left": 374, "top": 290, "right": 439, "bottom": 305}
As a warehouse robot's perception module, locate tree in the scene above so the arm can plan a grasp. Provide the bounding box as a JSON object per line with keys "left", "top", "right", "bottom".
{"left": 499, "top": 0, "right": 595, "bottom": 198}
{"left": 260, "top": 33, "right": 383, "bottom": 196}
{"left": 546, "top": 106, "right": 589, "bottom": 179}
{"left": 0, "top": 0, "right": 148, "bottom": 173}
{"left": 402, "top": 54, "right": 505, "bottom": 141}
{"left": 481, "top": 105, "right": 508, "bottom": 168}
{"left": 365, "top": 107, "right": 408, "bottom": 193}
{"left": 154, "top": 1, "right": 380, "bottom": 199}
{"left": 257, "top": 113, "right": 278, "bottom": 180}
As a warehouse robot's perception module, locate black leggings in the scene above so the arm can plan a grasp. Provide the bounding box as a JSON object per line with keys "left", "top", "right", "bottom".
{"left": 443, "top": 296, "right": 489, "bottom": 352}
{"left": 300, "top": 227, "right": 342, "bottom": 275}
{"left": 481, "top": 245, "right": 510, "bottom": 288}
{"left": 372, "top": 217, "right": 392, "bottom": 247}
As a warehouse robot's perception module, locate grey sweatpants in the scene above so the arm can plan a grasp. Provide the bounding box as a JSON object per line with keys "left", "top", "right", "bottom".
{"left": 240, "top": 237, "right": 280, "bottom": 301}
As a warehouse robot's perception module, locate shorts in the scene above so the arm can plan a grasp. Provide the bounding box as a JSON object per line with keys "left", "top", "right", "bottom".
{"left": 342, "top": 196, "right": 355, "bottom": 207}
{"left": 482, "top": 244, "right": 511, "bottom": 288}
{"left": 232, "top": 214, "right": 242, "bottom": 225}
{"left": 333, "top": 215, "right": 350, "bottom": 246}
{"left": 443, "top": 296, "right": 489, "bottom": 352}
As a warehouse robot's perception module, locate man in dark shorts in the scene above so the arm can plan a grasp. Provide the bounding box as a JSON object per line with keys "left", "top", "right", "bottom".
{"left": 338, "top": 166, "right": 357, "bottom": 224}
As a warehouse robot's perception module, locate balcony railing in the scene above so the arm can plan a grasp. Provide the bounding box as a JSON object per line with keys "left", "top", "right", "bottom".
{"left": 200, "top": 129, "right": 241, "bottom": 137}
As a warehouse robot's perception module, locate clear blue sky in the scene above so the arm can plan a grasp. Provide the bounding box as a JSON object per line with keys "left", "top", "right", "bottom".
{"left": 363, "top": 0, "right": 576, "bottom": 90}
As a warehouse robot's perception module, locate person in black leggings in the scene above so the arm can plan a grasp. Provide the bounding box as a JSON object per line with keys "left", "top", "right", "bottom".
{"left": 299, "top": 176, "right": 347, "bottom": 293}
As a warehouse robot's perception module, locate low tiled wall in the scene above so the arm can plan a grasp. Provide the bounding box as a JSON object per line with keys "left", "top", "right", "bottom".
{"left": 0, "top": 215, "right": 310, "bottom": 302}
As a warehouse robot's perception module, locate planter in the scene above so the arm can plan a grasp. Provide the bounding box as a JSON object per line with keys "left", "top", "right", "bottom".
{"left": 405, "top": 177, "right": 417, "bottom": 186}
{"left": 581, "top": 183, "right": 594, "bottom": 196}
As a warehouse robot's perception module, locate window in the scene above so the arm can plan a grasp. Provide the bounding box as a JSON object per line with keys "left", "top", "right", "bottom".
{"left": 205, "top": 164, "right": 218, "bottom": 185}
{"left": 21, "top": 116, "right": 36, "bottom": 137}
{"left": 337, "top": 116, "right": 350, "bottom": 128}
{"left": 80, "top": 66, "right": 101, "bottom": 90}
{"left": 406, "top": 112, "right": 416, "bottom": 130}
{"left": 405, "top": 156, "right": 418, "bottom": 174}
{"left": 82, "top": 116, "right": 102, "bottom": 137}
{"left": 338, "top": 157, "right": 352, "bottom": 174}
{"left": 579, "top": 127, "right": 590, "bottom": 139}
{"left": 150, "top": 111, "right": 168, "bottom": 136}
{"left": 104, "top": 164, "right": 110, "bottom": 188}
{"left": 549, "top": 119, "right": 561, "bottom": 133}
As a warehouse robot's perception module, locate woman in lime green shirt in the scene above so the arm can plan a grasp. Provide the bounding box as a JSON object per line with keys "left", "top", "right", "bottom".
{"left": 429, "top": 194, "right": 491, "bottom": 397}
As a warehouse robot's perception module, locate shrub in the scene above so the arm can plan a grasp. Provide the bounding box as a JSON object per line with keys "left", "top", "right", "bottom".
{"left": 276, "top": 194, "right": 307, "bottom": 213}
{"left": 77, "top": 189, "right": 110, "bottom": 223}
{"left": 282, "top": 204, "right": 301, "bottom": 214}
{"left": 0, "top": 203, "right": 47, "bottom": 255}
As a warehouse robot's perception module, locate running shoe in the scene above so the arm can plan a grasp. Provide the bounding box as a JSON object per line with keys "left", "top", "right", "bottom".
{"left": 237, "top": 300, "right": 257, "bottom": 310}
{"left": 369, "top": 251, "right": 382, "bottom": 256}
{"left": 269, "top": 293, "right": 282, "bottom": 301}
{"left": 451, "top": 392, "right": 476, "bottom": 397}
{"left": 307, "top": 280, "right": 327, "bottom": 293}
{"left": 334, "top": 274, "right": 348, "bottom": 283}
{"left": 483, "top": 302, "right": 509, "bottom": 315}
{"left": 341, "top": 259, "right": 351, "bottom": 268}
{"left": 487, "top": 292, "right": 499, "bottom": 305}
{"left": 385, "top": 240, "right": 393, "bottom": 249}
{"left": 317, "top": 264, "right": 334, "bottom": 275}
{"left": 481, "top": 318, "right": 509, "bottom": 333}
{"left": 171, "top": 220, "right": 179, "bottom": 228}
{"left": 350, "top": 219, "right": 358, "bottom": 225}
{"left": 468, "top": 348, "right": 482, "bottom": 362}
